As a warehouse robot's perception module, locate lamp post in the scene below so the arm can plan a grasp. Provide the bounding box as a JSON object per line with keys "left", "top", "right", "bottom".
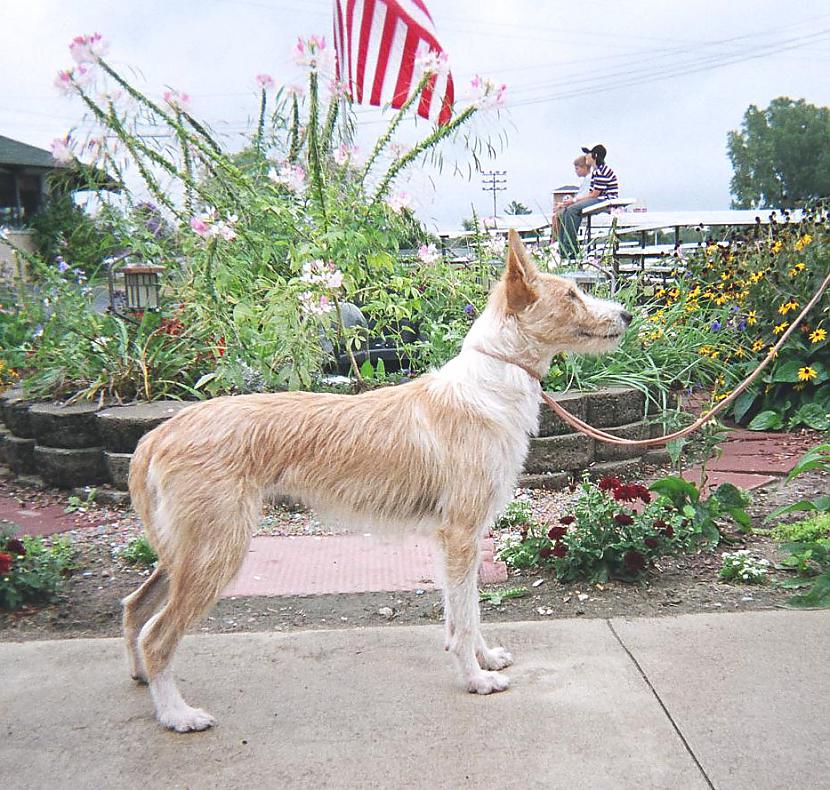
{"left": 107, "top": 253, "right": 164, "bottom": 318}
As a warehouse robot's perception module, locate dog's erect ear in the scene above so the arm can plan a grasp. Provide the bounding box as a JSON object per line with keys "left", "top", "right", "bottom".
{"left": 502, "top": 229, "right": 539, "bottom": 313}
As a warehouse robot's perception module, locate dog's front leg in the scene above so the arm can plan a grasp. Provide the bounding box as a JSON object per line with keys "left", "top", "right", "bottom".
{"left": 437, "top": 526, "right": 510, "bottom": 694}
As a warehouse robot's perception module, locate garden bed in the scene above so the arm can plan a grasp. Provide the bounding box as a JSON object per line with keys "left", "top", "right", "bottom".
{"left": 1, "top": 460, "right": 827, "bottom": 641}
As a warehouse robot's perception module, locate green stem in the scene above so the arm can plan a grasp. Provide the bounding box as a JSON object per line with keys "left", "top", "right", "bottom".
{"left": 306, "top": 70, "right": 327, "bottom": 226}
{"left": 371, "top": 105, "right": 477, "bottom": 204}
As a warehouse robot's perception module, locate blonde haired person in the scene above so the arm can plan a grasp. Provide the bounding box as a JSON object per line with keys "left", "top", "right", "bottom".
{"left": 551, "top": 155, "right": 592, "bottom": 244}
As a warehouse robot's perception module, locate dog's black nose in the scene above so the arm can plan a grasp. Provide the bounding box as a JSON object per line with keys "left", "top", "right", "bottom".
{"left": 621, "top": 310, "right": 633, "bottom": 326}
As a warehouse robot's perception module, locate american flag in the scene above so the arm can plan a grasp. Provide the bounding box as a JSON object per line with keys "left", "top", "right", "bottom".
{"left": 333, "top": 0, "right": 455, "bottom": 125}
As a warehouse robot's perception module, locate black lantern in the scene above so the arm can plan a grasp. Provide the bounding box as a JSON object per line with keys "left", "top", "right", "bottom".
{"left": 107, "top": 253, "right": 164, "bottom": 317}
{"left": 122, "top": 264, "right": 164, "bottom": 312}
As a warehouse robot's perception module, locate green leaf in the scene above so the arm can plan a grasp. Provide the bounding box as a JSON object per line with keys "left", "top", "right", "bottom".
{"left": 770, "top": 360, "right": 806, "bottom": 383}
{"left": 747, "top": 410, "right": 784, "bottom": 431}
{"left": 650, "top": 475, "right": 700, "bottom": 503}
{"left": 792, "top": 403, "right": 830, "bottom": 431}
{"left": 785, "top": 573, "right": 830, "bottom": 609}
{"left": 360, "top": 359, "right": 374, "bottom": 379}
{"left": 193, "top": 372, "right": 217, "bottom": 390}
{"left": 713, "top": 483, "right": 751, "bottom": 510}
{"left": 732, "top": 388, "right": 759, "bottom": 423}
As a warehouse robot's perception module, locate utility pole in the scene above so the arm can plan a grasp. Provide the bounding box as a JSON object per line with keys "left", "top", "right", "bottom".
{"left": 481, "top": 170, "right": 507, "bottom": 220}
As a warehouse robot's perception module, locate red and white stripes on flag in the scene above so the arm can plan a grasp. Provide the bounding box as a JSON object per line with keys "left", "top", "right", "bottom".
{"left": 333, "top": 0, "right": 455, "bottom": 125}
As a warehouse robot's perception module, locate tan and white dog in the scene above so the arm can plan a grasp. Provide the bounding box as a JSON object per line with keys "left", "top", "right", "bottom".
{"left": 124, "top": 229, "right": 631, "bottom": 731}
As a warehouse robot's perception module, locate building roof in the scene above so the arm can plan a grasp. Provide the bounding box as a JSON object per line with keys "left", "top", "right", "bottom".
{"left": 0, "top": 135, "right": 66, "bottom": 169}
{"left": 553, "top": 184, "right": 579, "bottom": 193}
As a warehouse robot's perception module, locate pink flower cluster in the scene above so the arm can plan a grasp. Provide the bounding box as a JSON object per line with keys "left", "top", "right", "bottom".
{"left": 50, "top": 137, "right": 74, "bottom": 165}
{"left": 69, "top": 33, "right": 109, "bottom": 64}
{"left": 189, "top": 209, "right": 238, "bottom": 242}
{"left": 293, "top": 35, "right": 330, "bottom": 70}
{"left": 385, "top": 191, "right": 412, "bottom": 214}
{"left": 269, "top": 163, "right": 306, "bottom": 192}
{"left": 468, "top": 75, "right": 507, "bottom": 110}
{"left": 417, "top": 243, "right": 441, "bottom": 266}
{"left": 255, "top": 73, "right": 275, "bottom": 90}
{"left": 163, "top": 89, "right": 192, "bottom": 113}
{"left": 300, "top": 259, "right": 343, "bottom": 290}
{"left": 414, "top": 50, "right": 450, "bottom": 77}
{"left": 334, "top": 144, "right": 360, "bottom": 167}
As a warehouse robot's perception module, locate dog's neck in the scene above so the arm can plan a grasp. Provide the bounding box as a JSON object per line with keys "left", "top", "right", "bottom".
{"left": 468, "top": 346, "right": 542, "bottom": 383}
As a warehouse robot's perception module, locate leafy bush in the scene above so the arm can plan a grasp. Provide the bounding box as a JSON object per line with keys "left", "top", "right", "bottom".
{"left": 0, "top": 32, "right": 506, "bottom": 403}
{"left": 119, "top": 535, "right": 158, "bottom": 567}
{"left": 771, "top": 513, "right": 830, "bottom": 543}
{"left": 766, "top": 442, "right": 830, "bottom": 608}
{"left": 494, "top": 499, "right": 534, "bottom": 531}
{"left": 497, "top": 474, "right": 724, "bottom": 583}
{"left": 671, "top": 218, "right": 830, "bottom": 429}
{"left": 0, "top": 527, "right": 76, "bottom": 611}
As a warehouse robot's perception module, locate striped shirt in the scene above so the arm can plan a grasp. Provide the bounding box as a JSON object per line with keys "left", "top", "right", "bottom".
{"left": 590, "top": 163, "right": 619, "bottom": 199}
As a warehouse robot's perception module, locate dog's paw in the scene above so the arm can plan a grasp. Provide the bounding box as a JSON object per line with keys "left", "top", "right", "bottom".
{"left": 158, "top": 706, "right": 216, "bottom": 733}
{"left": 131, "top": 672, "right": 149, "bottom": 685}
{"left": 467, "top": 671, "right": 510, "bottom": 695}
{"left": 477, "top": 646, "right": 513, "bottom": 671}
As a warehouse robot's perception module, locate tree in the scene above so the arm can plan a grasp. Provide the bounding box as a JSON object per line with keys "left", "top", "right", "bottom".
{"left": 504, "top": 200, "right": 532, "bottom": 215}
{"left": 727, "top": 97, "right": 830, "bottom": 209}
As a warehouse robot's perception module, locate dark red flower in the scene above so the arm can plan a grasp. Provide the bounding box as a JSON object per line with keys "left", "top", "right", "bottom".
{"left": 635, "top": 484, "right": 652, "bottom": 504}
{"left": 552, "top": 542, "right": 568, "bottom": 557}
{"left": 662, "top": 524, "right": 675, "bottom": 538}
{"left": 652, "top": 519, "right": 667, "bottom": 530}
{"left": 538, "top": 546, "right": 553, "bottom": 559}
{"left": 623, "top": 551, "right": 646, "bottom": 573}
{"left": 548, "top": 526, "right": 568, "bottom": 540}
{"left": 5, "top": 538, "right": 25, "bottom": 556}
{"left": 644, "top": 537, "right": 659, "bottom": 550}
{"left": 599, "top": 476, "right": 622, "bottom": 492}
{"left": 614, "top": 513, "right": 635, "bottom": 526}
{"left": 0, "top": 552, "right": 13, "bottom": 574}
{"left": 216, "top": 336, "right": 226, "bottom": 357}
{"left": 559, "top": 515, "right": 576, "bottom": 525}
{"left": 613, "top": 484, "right": 638, "bottom": 502}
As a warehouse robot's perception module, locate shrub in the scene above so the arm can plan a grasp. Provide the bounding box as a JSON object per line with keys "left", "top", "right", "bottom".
{"left": 498, "top": 475, "right": 710, "bottom": 583}
{"left": 0, "top": 527, "right": 76, "bottom": 611}
{"left": 673, "top": 217, "right": 830, "bottom": 430}
{"left": 719, "top": 550, "right": 770, "bottom": 583}
{"left": 771, "top": 513, "right": 830, "bottom": 543}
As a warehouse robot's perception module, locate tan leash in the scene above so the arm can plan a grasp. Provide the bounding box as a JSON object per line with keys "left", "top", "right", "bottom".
{"left": 474, "top": 269, "right": 830, "bottom": 447}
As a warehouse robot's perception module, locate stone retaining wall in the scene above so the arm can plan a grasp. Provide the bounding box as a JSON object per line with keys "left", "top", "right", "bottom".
{"left": 0, "top": 386, "right": 669, "bottom": 497}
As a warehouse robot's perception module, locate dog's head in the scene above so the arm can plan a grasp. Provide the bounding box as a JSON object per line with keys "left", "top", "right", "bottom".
{"left": 491, "top": 229, "right": 632, "bottom": 356}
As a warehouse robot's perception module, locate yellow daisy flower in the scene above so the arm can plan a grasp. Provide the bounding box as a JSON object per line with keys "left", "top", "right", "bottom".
{"left": 794, "top": 234, "right": 812, "bottom": 251}
{"left": 747, "top": 311, "right": 757, "bottom": 325}
{"left": 798, "top": 366, "right": 817, "bottom": 382}
{"left": 810, "top": 328, "right": 827, "bottom": 343}
{"left": 752, "top": 339, "right": 765, "bottom": 352}
{"left": 771, "top": 240, "right": 783, "bottom": 254}
{"left": 773, "top": 322, "right": 789, "bottom": 335}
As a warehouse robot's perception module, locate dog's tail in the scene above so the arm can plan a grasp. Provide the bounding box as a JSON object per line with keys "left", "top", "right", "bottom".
{"left": 128, "top": 433, "right": 158, "bottom": 545}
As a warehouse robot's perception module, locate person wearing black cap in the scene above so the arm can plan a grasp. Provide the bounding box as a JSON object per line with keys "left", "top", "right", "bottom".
{"left": 558, "top": 144, "right": 619, "bottom": 259}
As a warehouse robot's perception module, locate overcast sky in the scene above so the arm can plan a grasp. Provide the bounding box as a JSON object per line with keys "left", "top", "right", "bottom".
{"left": 3, "top": 0, "right": 830, "bottom": 231}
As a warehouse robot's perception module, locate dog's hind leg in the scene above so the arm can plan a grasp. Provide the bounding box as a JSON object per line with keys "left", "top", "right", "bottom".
{"left": 122, "top": 566, "right": 169, "bottom": 683}
{"left": 139, "top": 498, "right": 256, "bottom": 732}
{"left": 437, "top": 524, "right": 511, "bottom": 695}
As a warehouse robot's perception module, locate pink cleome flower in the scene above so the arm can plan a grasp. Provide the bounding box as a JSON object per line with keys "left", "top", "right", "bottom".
{"left": 256, "top": 73, "right": 275, "bottom": 90}
{"left": 69, "top": 33, "right": 109, "bottom": 64}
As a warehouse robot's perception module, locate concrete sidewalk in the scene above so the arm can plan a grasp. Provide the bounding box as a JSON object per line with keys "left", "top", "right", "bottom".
{"left": 2, "top": 610, "right": 828, "bottom": 789}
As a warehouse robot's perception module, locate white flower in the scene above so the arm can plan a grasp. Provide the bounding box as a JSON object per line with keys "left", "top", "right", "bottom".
{"left": 69, "top": 33, "right": 109, "bottom": 64}
{"left": 286, "top": 83, "right": 307, "bottom": 99}
{"left": 299, "top": 291, "right": 335, "bottom": 316}
{"left": 388, "top": 141, "right": 411, "bottom": 159}
{"left": 333, "top": 144, "right": 361, "bottom": 167}
{"left": 385, "top": 191, "right": 412, "bottom": 214}
{"left": 414, "top": 49, "right": 450, "bottom": 77}
{"left": 50, "top": 137, "right": 74, "bottom": 165}
{"left": 300, "top": 259, "right": 343, "bottom": 290}
{"left": 418, "top": 243, "right": 441, "bottom": 267}
{"left": 269, "top": 163, "right": 306, "bottom": 192}
{"left": 293, "top": 35, "right": 332, "bottom": 72}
